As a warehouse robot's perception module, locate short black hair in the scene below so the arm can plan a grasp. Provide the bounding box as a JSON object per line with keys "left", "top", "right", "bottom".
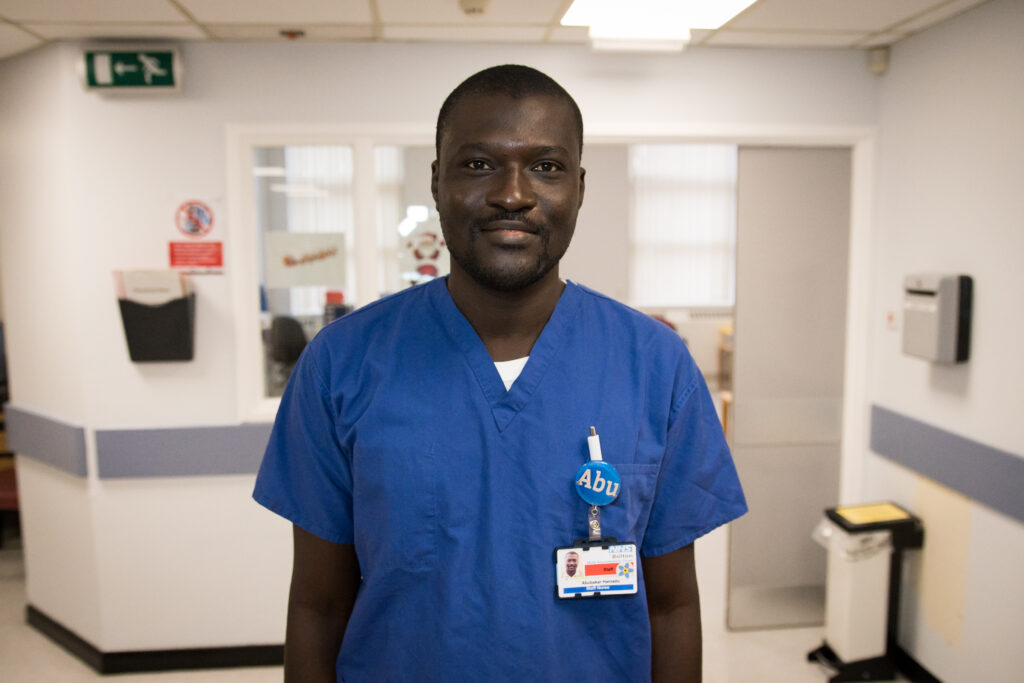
{"left": 435, "top": 64, "right": 584, "bottom": 161}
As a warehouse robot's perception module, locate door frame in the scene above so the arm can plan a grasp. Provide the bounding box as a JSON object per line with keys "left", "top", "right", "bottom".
{"left": 584, "top": 123, "right": 874, "bottom": 505}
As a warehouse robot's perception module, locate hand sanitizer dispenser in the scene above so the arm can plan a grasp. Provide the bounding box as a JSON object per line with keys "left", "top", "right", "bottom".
{"left": 902, "top": 274, "right": 972, "bottom": 364}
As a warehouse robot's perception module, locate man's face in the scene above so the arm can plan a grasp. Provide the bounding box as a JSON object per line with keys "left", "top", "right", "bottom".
{"left": 566, "top": 553, "right": 579, "bottom": 576}
{"left": 432, "top": 93, "right": 585, "bottom": 292}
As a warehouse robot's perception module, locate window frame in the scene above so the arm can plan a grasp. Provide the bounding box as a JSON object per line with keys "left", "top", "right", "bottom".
{"left": 227, "top": 124, "right": 432, "bottom": 422}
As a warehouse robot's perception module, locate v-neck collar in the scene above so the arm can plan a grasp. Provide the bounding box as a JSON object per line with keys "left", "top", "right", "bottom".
{"left": 428, "top": 277, "right": 584, "bottom": 432}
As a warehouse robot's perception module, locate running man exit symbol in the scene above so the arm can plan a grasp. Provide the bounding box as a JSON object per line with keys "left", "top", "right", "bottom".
{"left": 84, "top": 50, "right": 178, "bottom": 90}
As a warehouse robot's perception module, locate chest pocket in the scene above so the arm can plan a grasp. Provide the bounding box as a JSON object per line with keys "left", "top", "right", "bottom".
{"left": 589, "top": 463, "right": 659, "bottom": 544}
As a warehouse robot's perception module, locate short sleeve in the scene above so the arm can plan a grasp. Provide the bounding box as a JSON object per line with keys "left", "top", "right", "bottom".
{"left": 252, "top": 340, "right": 355, "bottom": 545}
{"left": 640, "top": 370, "right": 747, "bottom": 557}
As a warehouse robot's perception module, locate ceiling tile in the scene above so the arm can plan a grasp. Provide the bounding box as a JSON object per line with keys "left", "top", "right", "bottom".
{"left": 707, "top": 30, "right": 864, "bottom": 48}
{"left": 0, "top": 0, "right": 185, "bottom": 23}
{"left": 206, "top": 23, "right": 375, "bottom": 41}
{"left": 378, "top": 0, "right": 566, "bottom": 25}
{"left": 0, "top": 21, "right": 41, "bottom": 59}
{"left": 546, "top": 25, "right": 588, "bottom": 43}
{"left": 895, "top": 0, "right": 992, "bottom": 33}
{"left": 727, "top": 0, "right": 946, "bottom": 32}
{"left": 382, "top": 24, "right": 548, "bottom": 42}
{"left": 0, "top": 0, "right": 996, "bottom": 63}
{"left": 26, "top": 22, "right": 206, "bottom": 40}
{"left": 177, "top": 0, "right": 372, "bottom": 25}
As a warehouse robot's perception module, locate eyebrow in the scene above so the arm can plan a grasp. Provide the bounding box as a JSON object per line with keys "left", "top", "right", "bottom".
{"left": 533, "top": 145, "right": 571, "bottom": 155}
{"left": 451, "top": 142, "right": 572, "bottom": 157}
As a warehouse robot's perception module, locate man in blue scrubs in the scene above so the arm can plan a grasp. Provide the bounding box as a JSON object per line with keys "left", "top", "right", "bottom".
{"left": 254, "top": 65, "right": 746, "bottom": 682}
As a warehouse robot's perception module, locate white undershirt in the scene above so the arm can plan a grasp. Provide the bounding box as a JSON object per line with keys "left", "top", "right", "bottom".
{"left": 494, "top": 356, "right": 529, "bottom": 390}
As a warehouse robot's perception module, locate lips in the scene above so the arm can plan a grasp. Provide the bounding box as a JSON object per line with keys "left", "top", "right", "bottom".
{"left": 481, "top": 219, "right": 538, "bottom": 234}
{"left": 482, "top": 226, "right": 537, "bottom": 248}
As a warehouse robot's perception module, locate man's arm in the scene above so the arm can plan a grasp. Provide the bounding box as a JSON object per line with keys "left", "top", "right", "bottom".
{"left": 642, "top": 544, "right": 701, "bottom": 683}
{"left": 285, "top": 525, "right": 361, "bottom": 683}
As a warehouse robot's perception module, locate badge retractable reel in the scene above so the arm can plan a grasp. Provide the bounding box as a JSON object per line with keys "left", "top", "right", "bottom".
{"left": 555, "top": 427, "right": 639, "bottom": 599}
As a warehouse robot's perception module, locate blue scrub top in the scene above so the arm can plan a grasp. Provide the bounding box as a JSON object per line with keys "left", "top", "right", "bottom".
{"left": 254, "top": 277, "right": 746, "bottom": 682}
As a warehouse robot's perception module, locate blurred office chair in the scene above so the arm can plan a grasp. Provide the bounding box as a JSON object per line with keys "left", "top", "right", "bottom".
{"left": 269, "top": 316, "right": 307, "bottom": 367}
{"left": 267, "top": 316, "right": 308, "bottom": 396}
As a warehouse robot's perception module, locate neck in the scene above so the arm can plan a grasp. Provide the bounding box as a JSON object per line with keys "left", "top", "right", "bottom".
{"left": 446, "top": 265, "right": 565, "bottom": 361}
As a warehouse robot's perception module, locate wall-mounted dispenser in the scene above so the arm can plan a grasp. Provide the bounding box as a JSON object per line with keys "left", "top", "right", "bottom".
{"left": 902, "top": 274, "right": 972, "bottom": 363}
{"left": 114, "top": 270, "right": 195, "bottom": 362}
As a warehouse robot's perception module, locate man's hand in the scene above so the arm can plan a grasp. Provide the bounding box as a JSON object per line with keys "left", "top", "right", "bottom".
{"left": 285, "top": 526, "right": 360, "bottom": 683}
{"left": 643, "top": 544, "right": 701, "bottom": 683}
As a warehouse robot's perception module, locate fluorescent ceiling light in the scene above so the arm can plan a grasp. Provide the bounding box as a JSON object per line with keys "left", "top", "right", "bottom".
{"left": 588, "top": 18, "right": 690, "bottom": 52}
{"left": 562, "top": 0, "right": 757, "bottom": 32}
{"left": 589, "top": 37, "right": 689, "bottom": 52}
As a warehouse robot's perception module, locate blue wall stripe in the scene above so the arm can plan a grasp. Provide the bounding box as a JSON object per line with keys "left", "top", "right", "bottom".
{"left": 95, "top": 423, "right": 272, "bottom": 478}
{"left": 870, "top": 404, "right": 1024, "bottom": 525}
{"left": 4, "top": 405, "right": 88, "bottom": 477}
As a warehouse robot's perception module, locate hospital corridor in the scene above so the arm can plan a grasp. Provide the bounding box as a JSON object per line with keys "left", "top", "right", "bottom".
{"left": 0, "top": 1, "right": 1021, "bottom": 681}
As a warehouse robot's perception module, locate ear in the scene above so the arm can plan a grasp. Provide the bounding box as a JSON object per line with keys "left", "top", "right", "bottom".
{"left": 577, "top": 166, "right": 586, "bottom": 209}
{"left": 430, "top": 160, "right": 440, "bottom": 205}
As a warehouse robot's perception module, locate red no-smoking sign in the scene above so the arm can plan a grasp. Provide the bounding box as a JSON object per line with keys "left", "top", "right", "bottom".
{"left": 175, "top": 200, "right": 214, "bottom": 238}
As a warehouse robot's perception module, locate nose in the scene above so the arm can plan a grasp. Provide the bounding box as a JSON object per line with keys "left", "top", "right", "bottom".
{"left": 487, "top": 165, "right": 536, "bottom": 212}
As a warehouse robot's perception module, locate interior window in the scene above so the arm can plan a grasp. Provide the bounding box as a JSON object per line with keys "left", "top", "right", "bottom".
{"left": 253, "top": 145, "right": 355, "bottom": 397}
{"left": 628, "top": 144, "right": 738, "bottom": 308}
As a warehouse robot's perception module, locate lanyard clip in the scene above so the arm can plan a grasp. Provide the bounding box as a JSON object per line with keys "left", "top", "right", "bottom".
{"left": 588, "top": 505, "right": 602, "bottom": 541}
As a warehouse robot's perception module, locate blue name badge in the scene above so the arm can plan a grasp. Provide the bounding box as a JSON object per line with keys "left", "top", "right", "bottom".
{"left": 574, "top": 461, "right": 621, "bottom": 506}
{"left": 555, "top": 543, "right": 639, "bottom": 599}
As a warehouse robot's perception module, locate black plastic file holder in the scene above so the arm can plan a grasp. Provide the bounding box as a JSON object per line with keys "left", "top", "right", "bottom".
{"left": 117, "top": 293, "right": 195, "bottom": 362}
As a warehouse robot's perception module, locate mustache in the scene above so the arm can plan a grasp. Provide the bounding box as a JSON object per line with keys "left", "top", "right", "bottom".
{"left": 470, "top": 211, "right": 543, "bottom": 233}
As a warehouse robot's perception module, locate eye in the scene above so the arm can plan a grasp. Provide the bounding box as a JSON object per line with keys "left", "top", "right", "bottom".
{"left": 533, "top": 161, "right": 562, "bottom": 173}
{"left": 465, "top": 159, "right": 492, "bottom": 171}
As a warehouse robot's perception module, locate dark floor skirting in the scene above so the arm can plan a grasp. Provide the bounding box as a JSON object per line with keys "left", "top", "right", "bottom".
{"left": 26, "top": 605, "right": 283, "bottom": 674}
{"left": 28, "top": 601, "right": 941, "bottom": 679}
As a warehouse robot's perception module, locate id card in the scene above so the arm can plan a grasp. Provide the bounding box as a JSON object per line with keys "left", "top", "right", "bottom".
{"left": 555, "top": 542, "right": 639, "bottom": 599}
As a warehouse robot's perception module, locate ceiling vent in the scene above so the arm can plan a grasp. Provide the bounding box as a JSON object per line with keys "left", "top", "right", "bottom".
{"left": 459, "top": 0, "right": 491, "bottom": 16}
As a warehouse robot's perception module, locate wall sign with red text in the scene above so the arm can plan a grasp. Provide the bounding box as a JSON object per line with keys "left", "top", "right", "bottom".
{"left": 170, "top": 241, "right": 223, "bottom": 269}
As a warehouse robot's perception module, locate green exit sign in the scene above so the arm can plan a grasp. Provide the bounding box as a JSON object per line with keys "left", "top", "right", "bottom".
{"left": 83, "top": 49, "right": 180, "bottom": 91}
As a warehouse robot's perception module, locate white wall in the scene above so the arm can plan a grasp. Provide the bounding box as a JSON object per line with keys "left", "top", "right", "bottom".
{"left": 562, "top": 144, "right": 630, "bottom": 300}
{"left": 0, "top": 44, "right": 89, "bottom": 424}
{"left": 93, "top": 476, "right": 292, "bottom": 649}
{"left": 0, "top": 39, "right": 878, "bottom": 651}
{"left": 16, "top": 457, "right": 104, "bottom": 644}
{"left": 866, "top": 0, "right": 1024, "bottom": 680}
